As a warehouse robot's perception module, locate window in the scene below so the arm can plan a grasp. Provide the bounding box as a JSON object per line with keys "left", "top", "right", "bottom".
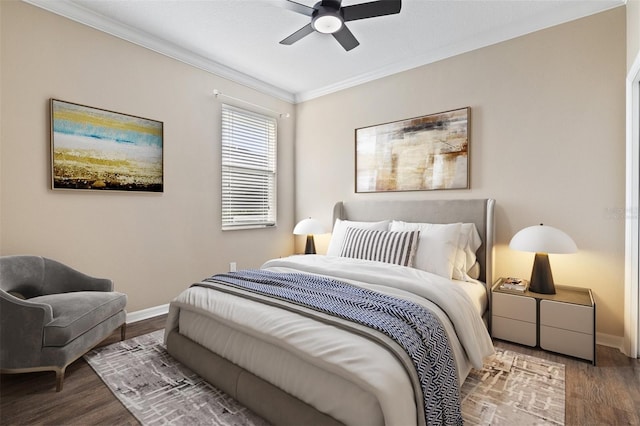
{"left": 221, "top": 104, "right": 277, "bottom": 230}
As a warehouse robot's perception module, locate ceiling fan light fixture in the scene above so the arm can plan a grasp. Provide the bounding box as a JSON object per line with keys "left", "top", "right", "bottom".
{"left": 312, "top": 13, "right": 343, "bottom": 34}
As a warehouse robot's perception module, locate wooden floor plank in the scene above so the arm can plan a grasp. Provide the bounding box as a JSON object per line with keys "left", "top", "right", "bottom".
{"left": 1, "top": 316, "right": 639, "bottom": 425}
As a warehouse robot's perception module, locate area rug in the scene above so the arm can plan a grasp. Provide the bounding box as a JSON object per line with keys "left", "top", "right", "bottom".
{"left": 460, "top": 347, "right": 565, "bottom": 425}
{"left": 85, "top": 331, "right": 565, "bottom": 426}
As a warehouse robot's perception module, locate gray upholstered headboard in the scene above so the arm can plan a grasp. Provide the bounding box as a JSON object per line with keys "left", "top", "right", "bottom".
{"left": 333, "top": 199, "right": 496, "bottom": 286}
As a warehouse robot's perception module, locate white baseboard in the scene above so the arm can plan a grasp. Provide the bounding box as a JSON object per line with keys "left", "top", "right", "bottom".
{"left": 126, "top": 303, "right": 170, "bottom": 323}
{"left": 596, "top": 332, "right": 624, "bottom": 351}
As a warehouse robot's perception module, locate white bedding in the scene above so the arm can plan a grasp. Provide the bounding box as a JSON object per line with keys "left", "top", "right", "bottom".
{"left": 165, "top": 255, "right": 494, "bottom": 426}
{"left": 454, "top": 278, "right": 488, "bottom": 314}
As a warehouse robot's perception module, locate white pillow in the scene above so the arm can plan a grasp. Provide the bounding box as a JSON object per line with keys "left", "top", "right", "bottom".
{"left": 340, "top": 228, "right": 420, "bottom": 267}
{"left": 389, "top": 221, "right": 462, "bottom": 279}
{"left": 466, "top": 262, "right": 481, "bottom": 280}
{"left": 452, "top": 223, "right": 482, "bottom": 281}
{"left": 326, "top": 219, "right": 390, "bottom": 256}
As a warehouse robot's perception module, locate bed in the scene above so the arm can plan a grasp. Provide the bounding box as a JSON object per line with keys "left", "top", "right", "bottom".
{"left": 165, "top": 198, "right": 496, "bottom": 426}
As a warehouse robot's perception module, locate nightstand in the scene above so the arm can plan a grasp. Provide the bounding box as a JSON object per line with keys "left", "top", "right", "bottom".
{"left": 491, "top": 278, "right": 596, "bottom": 364}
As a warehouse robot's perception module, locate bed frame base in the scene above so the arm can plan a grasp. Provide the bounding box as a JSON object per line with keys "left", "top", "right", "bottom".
{"left": 166, "top": 329, "right": 344, "bottom": 426}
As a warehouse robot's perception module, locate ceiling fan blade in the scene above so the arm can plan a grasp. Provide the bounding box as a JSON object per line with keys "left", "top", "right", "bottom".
{"left": 280, "top": 23, "right": 315, "bottom": 45}
{"left": 281, "top": 0, "right": 315, "bottom": 16}
{"left": 332, "top": 25, "right": 359, "bottom": 51}
{"left": 342, "top": 0, "right": 401, "bottom": 22}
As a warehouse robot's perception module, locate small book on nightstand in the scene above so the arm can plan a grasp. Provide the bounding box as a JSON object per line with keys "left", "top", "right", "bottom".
{"left": 499, "top": 277, "right": 529, "bottom": 292}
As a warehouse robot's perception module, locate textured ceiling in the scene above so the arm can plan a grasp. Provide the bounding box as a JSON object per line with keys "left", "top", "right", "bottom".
{"left": 26, "top": 0, "right": 624, "bottom": 102}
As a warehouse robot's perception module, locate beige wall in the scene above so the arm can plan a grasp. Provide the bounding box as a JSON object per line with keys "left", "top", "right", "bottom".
{"left": 629, "top": 0, "right": 640, "bottom": 71}
{"left": 295, "top": 7, "right": 627, "bottom": 338}
{"left": 0, "top": 1, "right": 295, "bottom": 312}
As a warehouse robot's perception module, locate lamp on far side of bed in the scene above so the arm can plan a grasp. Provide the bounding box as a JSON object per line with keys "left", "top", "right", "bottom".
{"left": 509, "top": 224, "right": 578, "bottom": 294}
{"left": 293, "top": 218, "right": 326, "bottom": 254}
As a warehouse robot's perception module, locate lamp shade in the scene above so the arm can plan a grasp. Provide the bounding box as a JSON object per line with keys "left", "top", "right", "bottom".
{"left": 293, "top": 218, "right": 325, "bottom": 236}
{"left": 509, "top": 224, "right": 577, "bottom": 254}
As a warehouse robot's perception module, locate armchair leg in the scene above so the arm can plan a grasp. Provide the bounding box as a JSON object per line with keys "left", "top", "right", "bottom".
{"left": 55, "top": 368, "right": 65, "bottom": 392}
{"left": 120, "top": 323, "right": 127, "bottom": 341}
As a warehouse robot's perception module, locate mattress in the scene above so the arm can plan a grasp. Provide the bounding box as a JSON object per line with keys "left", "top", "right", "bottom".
{"left": 166, "top": 255, "right": 494, "bottom": 425}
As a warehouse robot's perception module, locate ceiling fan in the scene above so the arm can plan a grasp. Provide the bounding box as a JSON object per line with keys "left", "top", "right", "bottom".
{"left": 279, "top": 0, "right": 402, "bottom": 52}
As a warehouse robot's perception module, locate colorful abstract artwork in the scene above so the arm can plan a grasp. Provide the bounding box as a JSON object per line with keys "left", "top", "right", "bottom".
{"left": 51, "top": 99, "right": 163, "bottom": 192}
{"left": 356, "top": 107, "right": 469, "bottom": 193}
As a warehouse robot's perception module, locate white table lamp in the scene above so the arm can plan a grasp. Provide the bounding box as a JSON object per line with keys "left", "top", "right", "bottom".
{"left": 509, "top": 224, "right": 577, "bottom": 294}
{"left": 293, "top": 218, "right": 326, "bottom": 254}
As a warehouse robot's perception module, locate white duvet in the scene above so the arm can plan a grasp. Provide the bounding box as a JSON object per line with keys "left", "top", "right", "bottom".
{"left": 165, "top": 255, "right": 494, "bottom": 426}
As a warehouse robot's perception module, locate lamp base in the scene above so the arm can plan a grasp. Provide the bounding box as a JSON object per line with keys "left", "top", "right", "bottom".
{"left": 529, "top": 252, "right": 556, "bottom": 294}
{"left": 304, "top": 235, "right": 316, "bottom": 255}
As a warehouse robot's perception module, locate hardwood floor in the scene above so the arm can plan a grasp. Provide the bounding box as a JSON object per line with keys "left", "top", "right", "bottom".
{"left": 0, "top": 315, "right": 167, "bottom": 426}
{"left": 1, "top": 316, "right": 639, "bottom": 425}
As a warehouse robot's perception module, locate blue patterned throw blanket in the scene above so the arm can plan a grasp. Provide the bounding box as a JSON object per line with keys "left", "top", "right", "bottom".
{"left": 200, "top": 269, "right": 462, "bottom": 426}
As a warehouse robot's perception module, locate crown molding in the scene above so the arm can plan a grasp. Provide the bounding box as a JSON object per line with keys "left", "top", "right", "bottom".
{"left": 22, "top": 0, "right": 296, "bottom": 103}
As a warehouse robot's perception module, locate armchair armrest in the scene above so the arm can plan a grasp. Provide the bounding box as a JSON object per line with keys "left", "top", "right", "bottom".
{"left": 0, "top": 290, "right": 53, "bottom": 369}
{"left": 42, "top": 258, "right": 113, "bottom": 294}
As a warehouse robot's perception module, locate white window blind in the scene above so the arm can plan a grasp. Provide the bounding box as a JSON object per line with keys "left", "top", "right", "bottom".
{"left": 221, "top": 104, "right": 277, "bottom": 230}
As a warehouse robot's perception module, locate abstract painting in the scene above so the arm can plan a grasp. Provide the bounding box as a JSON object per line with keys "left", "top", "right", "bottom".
{"left": 51, "top": 99, "right": 163, "bottom": 192}
{"left": 356, "top": 107, "right": 469, "bottom": 193}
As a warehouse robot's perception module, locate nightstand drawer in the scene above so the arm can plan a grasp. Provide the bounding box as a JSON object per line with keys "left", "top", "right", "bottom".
{"left": 492, "top": 292, "right": 536, "bottom": 322}
{"left": 492, "top": 316, "right": 537, "bottom": 347}
{"left": 540, "top": 325, "right": 594, "bottom": 361}
{"left": 540, "top": 299, "right": 593, "bottom": 334}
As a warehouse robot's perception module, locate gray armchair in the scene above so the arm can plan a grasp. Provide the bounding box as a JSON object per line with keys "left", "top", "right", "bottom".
{"left": 0, "top": 255, "right": 127, "bottom": 391}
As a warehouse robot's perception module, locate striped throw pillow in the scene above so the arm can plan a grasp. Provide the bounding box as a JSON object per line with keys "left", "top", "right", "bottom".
{"left": 339, "top": 227, "right": 420, "bottom": 267}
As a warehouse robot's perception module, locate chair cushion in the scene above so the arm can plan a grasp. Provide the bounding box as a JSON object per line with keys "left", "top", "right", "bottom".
{"left": 29, "top": 291, "right": 127, "bottom": 347}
